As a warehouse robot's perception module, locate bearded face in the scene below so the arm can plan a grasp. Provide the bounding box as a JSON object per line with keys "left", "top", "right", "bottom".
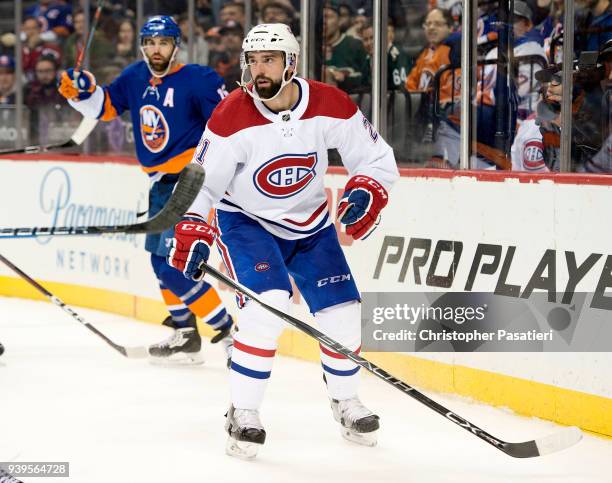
{"left": 254, "top": 74, "right": 283, "bottom": 99}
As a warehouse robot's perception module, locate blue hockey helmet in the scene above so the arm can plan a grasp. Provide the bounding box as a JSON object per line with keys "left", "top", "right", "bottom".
{"left": 139, "top": 16, "right": 181, "bottom": 46}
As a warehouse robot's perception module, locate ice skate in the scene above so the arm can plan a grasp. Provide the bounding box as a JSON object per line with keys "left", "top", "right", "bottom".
{"left": 148, "top": 314, "right": 203, "bottom": 365}
{"left": 211, "top": 317, "right": 235, "bottom": 368}
{"left": 225, "top": 405, "right": 266, "bottom": 460}
{"left": 330, "top": 396, "right": 380, "bottom": 447}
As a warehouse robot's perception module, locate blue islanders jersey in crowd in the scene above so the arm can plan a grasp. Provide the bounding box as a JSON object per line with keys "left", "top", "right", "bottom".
{"left": 97, "top": 61, "right": 226, "bottom": 176}
{"left": 25, "top": 2, "right": 73, "bottom": 36}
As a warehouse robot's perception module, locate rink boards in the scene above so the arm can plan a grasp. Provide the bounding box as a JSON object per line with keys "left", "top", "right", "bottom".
{"left": 0, "top": 156, "right": 610, "bottom": 438}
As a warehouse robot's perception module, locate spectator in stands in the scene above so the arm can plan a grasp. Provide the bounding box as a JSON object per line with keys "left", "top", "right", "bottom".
{"left": 210, "top": 20, "right": 242, "bottom": 91}
{"left": 196, "top": 0, "right": 215, "bottom": 30}
{"left": 537, "top": 0, "right": 564, "bottom": 63}
{"left": 0, "top": 55, "right": 16, "bottom": 105}
{"left": 338, "top": 3, "right": 354, "bottom": 34}
{"left": 361, "top": 21, "right": 410, "bottom": 90}
{"left": 405, "top": 8, "right": 453, "bottom": 93}
{"left": 576, "top": 0, "right": 612, "bottom": 54}
{"left": 0, "top": 32, "right": 16, "bottom": 57}
{"left": 466, "top": 2, "right": 547, "bottom": 170}
{"left": 21, "top": 16, "right": 62, "bottom": 83}
{"left": 176, "top": 14, "right": 210, "bottom": 66}
{"left": 322, "top": 1, "right": 370, "bottom": 93}
{"left": 261, "top": 2, "right": 295, "bottom": 27}
{"left": 510, "top": 1, "right": 547, "bottom": 118}
{"left": 25, "top": 55, "right": 66, "bottom": 143}
{"left": 24, "top": 0, "right": 74, "bottom": 41}
{"left": 346, "top": 6, "right": 369, "bottom": 39}
{"left": 433, "top": 0, "right": 462, "bottom": 30}
{"left": 219, "top": 2, "right": 246, "bottom": 29}
{"left": 114, "top": 19, "right": 138, "bottom": 66}
{"left": 25, "top": 55, "right": 63, "bottom": 108}
{"left": 205, "top": 25, "right": 224, "bottom": 59}
{"left": 512, "top": 56, "right": 607, "bottom": 172}
{"left": 63, "top": 9, "right": 114, "bottom": 72}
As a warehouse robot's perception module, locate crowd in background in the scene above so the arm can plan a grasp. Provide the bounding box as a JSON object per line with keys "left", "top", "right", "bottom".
{"left": 0, "top": 0, "right": 610, "bottom": 171}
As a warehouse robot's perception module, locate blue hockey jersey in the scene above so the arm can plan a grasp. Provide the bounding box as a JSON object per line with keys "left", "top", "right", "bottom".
{"left": 98, "top": 61, "right": 226, "bottom": 175}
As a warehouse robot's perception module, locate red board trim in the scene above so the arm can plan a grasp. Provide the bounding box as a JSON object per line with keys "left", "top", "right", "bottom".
{"left": 3, "top": 154, "right": 612, "bottom": 186}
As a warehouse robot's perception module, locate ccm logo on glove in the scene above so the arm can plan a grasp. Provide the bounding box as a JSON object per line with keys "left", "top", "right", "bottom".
{"left": 337, "top": 175, "right": 389, "bottom": 241}
{"left": 167, "top": 216, "right": 218, "bottom": 281}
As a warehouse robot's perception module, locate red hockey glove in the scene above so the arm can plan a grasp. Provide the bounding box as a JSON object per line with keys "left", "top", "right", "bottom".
{"left": 337, "top": 175, "right": 389, "bottom": 240}
{"left": 167, "top": 216, "right": 218, "bottom": 281}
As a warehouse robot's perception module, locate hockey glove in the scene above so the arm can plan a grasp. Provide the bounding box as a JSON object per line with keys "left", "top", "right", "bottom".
{"left": 58, "top": 68, "right": 97, "bottom": 101}
{"left": 337, "top": 175, "right": 389, "bottom": 240}
{"left": 167, "top": 216, "right": 218, "bottom": 281}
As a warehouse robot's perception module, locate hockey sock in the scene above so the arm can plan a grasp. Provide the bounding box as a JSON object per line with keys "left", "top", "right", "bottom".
{"left": 151, "top": 254, "right": 231, "bottom": 330}
{"left": 315, "top": 301, "right": 361, "bottom": 400}
{"left": 230, "top": 290, "right": 289, "bottom": 409}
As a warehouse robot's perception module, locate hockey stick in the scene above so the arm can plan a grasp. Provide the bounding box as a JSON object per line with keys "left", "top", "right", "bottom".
{"left": 0, "top": 252, "right": 148, "bottom": 358}
{"left": 74, "top": 0, "right": 104, "bottom": 75}
{"left": 0, "top": 164, "right": 205, "bottom": 239}
{"left": 0, "top": 116, "right": 98, "bottom": 156}
{"left": 199, "top": 262, "right": 583, "bottom": 458}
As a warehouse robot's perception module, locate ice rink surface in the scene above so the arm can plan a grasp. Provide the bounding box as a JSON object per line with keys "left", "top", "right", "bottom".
{"left": 0, "top": 296, "right": 610, "bottom": 483}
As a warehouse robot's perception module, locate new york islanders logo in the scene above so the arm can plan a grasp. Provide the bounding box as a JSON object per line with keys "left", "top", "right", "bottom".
{"left": 253, "top": 153, "right": 318, "bottom": 199}
{"left": 140, "top": 105, "right": 169, "bottom": 153}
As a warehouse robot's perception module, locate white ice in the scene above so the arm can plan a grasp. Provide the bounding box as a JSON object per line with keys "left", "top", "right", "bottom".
{"left": 0, "top": 296, "right": 610, "bottom": 483}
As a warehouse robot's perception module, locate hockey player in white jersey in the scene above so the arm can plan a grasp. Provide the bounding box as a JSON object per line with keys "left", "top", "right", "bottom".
{"left": 167, "top": 23, "right": 399, "bottom": 458}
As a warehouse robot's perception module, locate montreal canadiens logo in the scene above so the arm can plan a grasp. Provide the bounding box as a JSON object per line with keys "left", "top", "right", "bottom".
{"left": 253, "top": 153, "right": 318, "bottom": 199}
{"left": 255, "top": 262, "right": 270, "bottom": 272}
{"left": 523, "top": 139, "right": 544, "bottom": 170}
{"left": 140, "top": 105, "right": 169, "bottom": 153}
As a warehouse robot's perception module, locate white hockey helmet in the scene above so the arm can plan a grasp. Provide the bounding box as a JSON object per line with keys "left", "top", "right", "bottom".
{"left": 239, "top": 23, "right": 300, "bottom": 102}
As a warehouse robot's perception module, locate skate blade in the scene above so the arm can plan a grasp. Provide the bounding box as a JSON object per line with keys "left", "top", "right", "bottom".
{"left": 148, "top": 352, "right": 204, "bottom": 366}
{"left": 225, "top": 436, "right": 261, "bottom": 460}
{"left": 340, "top": 427, "right": 378, "bottom": 447}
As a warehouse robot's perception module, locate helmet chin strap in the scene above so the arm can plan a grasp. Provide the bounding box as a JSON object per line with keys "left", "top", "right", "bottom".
{"left": 140, "top": 44, "right": 179, "bottom": 79}
{"left": 239, "top": 53, "right": 298, "bottom": 103}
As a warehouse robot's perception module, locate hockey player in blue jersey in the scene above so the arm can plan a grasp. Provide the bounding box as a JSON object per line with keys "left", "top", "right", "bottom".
{"left": 58, "top": 15, "right": 234, "bottom": 365}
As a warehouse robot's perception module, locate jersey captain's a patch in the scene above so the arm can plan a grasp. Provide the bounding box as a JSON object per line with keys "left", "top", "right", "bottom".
{"left": 253, "top": 153, "right": 318, "bottom": 199}
{"left": 140, "top": 105, "right": 170, "bottom": 153}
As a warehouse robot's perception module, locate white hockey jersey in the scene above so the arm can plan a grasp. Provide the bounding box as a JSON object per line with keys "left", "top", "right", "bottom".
{"left": 187, "top": 77, "right": 399, "bottom": 240}
{"left": 511, "top": 117, "right": 548, "bottom": 172}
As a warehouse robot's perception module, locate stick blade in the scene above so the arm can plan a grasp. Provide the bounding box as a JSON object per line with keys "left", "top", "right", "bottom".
{"left": 534, "top": 426, "right": 583, "bottom": 456}
{"left": 69, "top": 117, "right": 99, "bottom": 145}
{"left": 124, "top": 163, "right": 205, "bottom": 234}
{"left": 123, "top": 346, "right": 150, "bottom": 359}
{"left": 504, "top": 426, "right": 583, "bottom": 458}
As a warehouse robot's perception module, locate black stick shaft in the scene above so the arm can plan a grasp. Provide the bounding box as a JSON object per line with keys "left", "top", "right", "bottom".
{"left": 0, "top": 253, "right": 127, "bottom": 356}
{"left": 201, "top": 262, "right": 518, "bottom": 456}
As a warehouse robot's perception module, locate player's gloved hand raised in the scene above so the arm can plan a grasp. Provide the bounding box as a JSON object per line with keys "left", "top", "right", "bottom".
{"left": 337, "top": 175, "right": 389, "bottom": 240}
{"left": 58, "top": 68, "right": 97, "bottom": 101}
{"left": 167, "top": 216, "right": 218, "bottom": 281}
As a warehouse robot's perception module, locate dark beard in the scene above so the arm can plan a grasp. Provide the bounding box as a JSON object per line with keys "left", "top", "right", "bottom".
{"left": 254, "top": 76, "right": 283, "bottom": 99}
{"left": 149, "top": 58, "right": 170, "bottom": 74}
